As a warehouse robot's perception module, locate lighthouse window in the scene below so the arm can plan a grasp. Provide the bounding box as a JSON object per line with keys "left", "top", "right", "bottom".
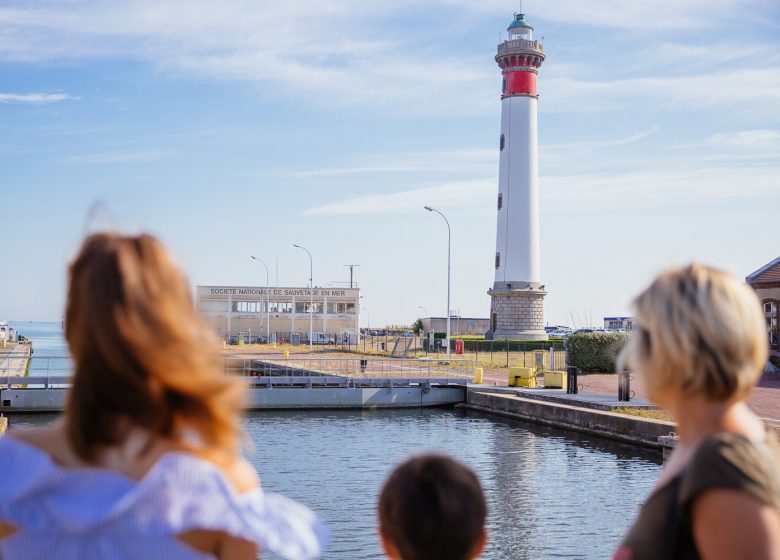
{"left": 500, "top": 134, "right": 505, "bottom": 151}
{"left": 502, "top": 77, "right": 507, "bottom": 93}
{"left": 498, "top": 193, "right": 503, "bottom": 210}
{"left": 495, "top": 252, "right": 501, "bottom": 269}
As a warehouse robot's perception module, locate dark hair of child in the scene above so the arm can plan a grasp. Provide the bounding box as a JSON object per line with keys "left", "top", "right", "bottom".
{"left": 378, "top": 454, "right": 488, "bottom": 560}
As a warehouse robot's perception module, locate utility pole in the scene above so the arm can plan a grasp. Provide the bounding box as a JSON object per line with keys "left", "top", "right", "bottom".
{"left": 343, "top": 264, "right": 360, "bottom": 289}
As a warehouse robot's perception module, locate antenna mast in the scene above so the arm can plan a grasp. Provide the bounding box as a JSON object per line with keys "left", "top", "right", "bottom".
{"left": 343, "top": 264, "right": 360, "bottom": 289}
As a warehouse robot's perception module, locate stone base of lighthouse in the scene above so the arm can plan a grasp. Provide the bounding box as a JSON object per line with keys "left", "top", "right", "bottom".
{"left": 486, "top": 286, "right": 548, "bottom": 341}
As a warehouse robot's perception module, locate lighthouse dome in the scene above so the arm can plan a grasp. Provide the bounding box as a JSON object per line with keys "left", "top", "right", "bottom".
{"left": 508, "top": 13, "right": 533, "bottom": 31}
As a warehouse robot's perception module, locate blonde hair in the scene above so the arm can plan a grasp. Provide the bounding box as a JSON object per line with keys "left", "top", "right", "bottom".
{"left": 64, "top": 233, "right": 245, "bottom": 462}
{"left": 618, "top": 263, "right": 768, "bottom": 402}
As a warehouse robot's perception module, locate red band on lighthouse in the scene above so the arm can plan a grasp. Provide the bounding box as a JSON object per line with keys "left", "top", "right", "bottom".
{"left": 503, "top": 71, "right": 537, "bottom": 97}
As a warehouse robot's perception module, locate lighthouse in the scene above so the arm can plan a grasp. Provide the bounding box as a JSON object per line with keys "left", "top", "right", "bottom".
{"left": 487, "top": 12, "right": 548, "bottom": 341}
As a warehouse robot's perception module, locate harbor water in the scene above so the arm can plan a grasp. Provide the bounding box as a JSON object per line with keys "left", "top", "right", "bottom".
{"left": 6, "top": 323, "right": 662, "bottom": 559}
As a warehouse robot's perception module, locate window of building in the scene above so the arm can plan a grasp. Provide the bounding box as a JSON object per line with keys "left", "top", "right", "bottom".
{"left": 327, "top": 302, "right": 352, "bottom": 314}
{"left": 500, "top": 134, "right": 505, "bottom": 151}
{"left": 268, "top": 301, "right": 291, "bottom": 313}
{"left": 198, "top": 300, "right": 229, "bottom": 313}
{"left": 345, "top": 303, "right": 356, "bottom": 314}
{"left": 502, "top": 77, "right": 507, "bottom": 94}
{"left": 295, "top": 302, "right": 323, "bottom": 314}
{"left": 233, "top": 301, "right": 263, "bottom": 313}
{"left": 498, "top": 193, "right": 502, "bottom": 210}
{"left": 495, "top": 252, "right": 500, "bottom": 269}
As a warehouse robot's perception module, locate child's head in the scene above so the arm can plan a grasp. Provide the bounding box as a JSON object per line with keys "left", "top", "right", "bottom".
{"left": 378, "top": 454, "right": 487, "bottom": 560}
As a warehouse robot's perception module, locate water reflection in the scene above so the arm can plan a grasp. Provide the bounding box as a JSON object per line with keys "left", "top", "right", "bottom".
{"left": 5, "top": 408, "right": 661, "bottom": 559}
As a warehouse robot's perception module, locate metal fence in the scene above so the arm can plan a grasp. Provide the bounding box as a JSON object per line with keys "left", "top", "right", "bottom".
{"left": 223, "top": 356, "right": 475, "bottom": 380}
{"left": 1, "top": 355, "right": 474, "bottom": 389}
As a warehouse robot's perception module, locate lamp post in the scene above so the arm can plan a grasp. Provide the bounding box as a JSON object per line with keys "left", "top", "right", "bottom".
{"left": 418, "top": 305, "right": 428, "bottom": 338}
{"left": 293, "top": 244, "right": 314, "bottom": 349}
{"left": 424, "top": 206, "right": 451, "bottom": 360}
{"left": 250, "top": 256, "right": 270, "bottom": 344}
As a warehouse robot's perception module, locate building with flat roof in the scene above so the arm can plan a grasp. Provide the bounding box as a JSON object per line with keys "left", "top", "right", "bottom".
{"left": 746, "top": 257, "right": 780, "bottom": 357}
{"left": 422, "top": 317, "right": 490, "bottom": 336}
{"left": 603, "top": 317, "right": 634, "bottom": 331}
{"left": 195, "top": 285, "right": 360, "bottom": 343}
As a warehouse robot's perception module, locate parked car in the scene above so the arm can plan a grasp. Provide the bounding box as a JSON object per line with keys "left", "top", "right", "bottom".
{"left": 310, "top": 332, "right": 335, "bottom": 345}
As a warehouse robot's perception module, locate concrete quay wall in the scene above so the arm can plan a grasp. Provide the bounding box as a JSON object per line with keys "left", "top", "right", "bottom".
{"left": 0, "top": 386, "right": 466, "bottom": 413}
{"left": 465, "top": 389, "right": 675, "bottom": 449}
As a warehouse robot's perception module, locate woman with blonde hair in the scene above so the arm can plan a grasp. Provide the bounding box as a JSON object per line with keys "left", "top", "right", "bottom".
{"left": 615, "top": 264, "right": 780, "bottom": 560}
{"left": 0, "top": 233, "right": 327, "bottom": 559}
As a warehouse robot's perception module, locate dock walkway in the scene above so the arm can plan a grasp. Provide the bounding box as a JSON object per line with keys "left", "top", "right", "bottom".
{"left": 0, "top": 343, "right": 31, "bottom": 378}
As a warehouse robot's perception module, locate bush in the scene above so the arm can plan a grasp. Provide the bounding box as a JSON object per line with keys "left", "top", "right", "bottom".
{"left": 567, "top": 332, "right": 631, "bottom": 373}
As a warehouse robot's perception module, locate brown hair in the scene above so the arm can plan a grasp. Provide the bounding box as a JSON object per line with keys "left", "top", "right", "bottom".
{"left": 378, "top": 454, "right": 487, "bottom": 560}
{"left": 64, "top": 232, "right": 244, "bottom": 462}
{"left": 618, "top": 263, "right": 768, "bottom": 403}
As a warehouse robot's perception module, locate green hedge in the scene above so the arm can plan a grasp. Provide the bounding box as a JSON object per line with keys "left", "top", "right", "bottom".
{"left": 423, "top": 334, "right": 563, "bottom": 352}
{"left": 567, "top": 332, "right": 631, "bottom": 373}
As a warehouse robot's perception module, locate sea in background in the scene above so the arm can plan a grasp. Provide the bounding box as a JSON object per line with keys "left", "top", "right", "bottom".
{"left": 6, "top": 322, "right": 662, "bottom": 559}
{"left": 10, "top": 321, "right": 69, "bottom": 358}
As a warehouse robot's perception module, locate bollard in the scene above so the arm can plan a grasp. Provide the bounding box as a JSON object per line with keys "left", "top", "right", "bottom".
{"left": 284, "top": 349, "right": 289, "bottom": 359}
{"left": 566, "top": 366, "right": 579, "bottom": 394}
{"left": 474, "top": 367, "right": 484, "bottom": 384}
{"left": 618, "top": 370, "right": 631, "bottom": 401}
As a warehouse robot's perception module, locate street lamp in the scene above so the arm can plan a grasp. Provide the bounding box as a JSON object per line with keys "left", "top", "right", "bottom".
{"left": 424, "top": 206, "right": 451, "bottom": 360}
{"left": 362, "top": 307, "right": 370, "bottom": 331}
{"left": 250, "top": 256, "right": 271, "bottom": 344}
{"left": 418, "top": 305, "right": 428, "bottom": 336}
{"left": 293, "top": 244, "right": 314, "bottom": 349}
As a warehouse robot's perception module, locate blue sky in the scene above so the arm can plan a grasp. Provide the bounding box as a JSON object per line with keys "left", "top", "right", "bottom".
{"left": 1, "top": 0, "right": 779, "bottom": 328}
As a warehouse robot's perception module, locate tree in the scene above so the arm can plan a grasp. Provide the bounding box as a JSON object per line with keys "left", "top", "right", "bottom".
{"left": 412, "top": 318, "right": 423, "bottom": 334}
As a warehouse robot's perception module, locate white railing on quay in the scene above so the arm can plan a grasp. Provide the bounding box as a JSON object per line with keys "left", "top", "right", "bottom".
{"left": 222, "top": 356, "right": 475, "bottom": 380}
{"left": 1, "top": 355, "right": 475, "bottom": 389}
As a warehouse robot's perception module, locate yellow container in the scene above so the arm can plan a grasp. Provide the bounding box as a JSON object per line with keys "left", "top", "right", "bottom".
{"left": 474, "top": 367, "right": 484, "bottom": 384}
{"left": 516, "top": 375, "right": 537, "bottom": 388}
{"left": 508, "top": 367, "right": 535, "bottom": 387}
{"left": 543, "top": 370, "right": 567, "bottom": 390}
{"left": 2, "top": 339, "right": 6, "bottom": 349}
{"left": 284, "top": 350, "right": 290, "bottom": 359}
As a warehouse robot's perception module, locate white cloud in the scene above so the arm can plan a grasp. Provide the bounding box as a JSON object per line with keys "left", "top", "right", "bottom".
{"left": 543, "top": 68, "right": 780, "bottom": 113}
{"left": 0, "top": 1, "right": 495, "bottom": 115}
{"left": 701, "top": 129, "right": 780, "bottom": 150}
{"left": 0, "top": 92, "right": 77, "bottom": 104}
{"left": 305, "top": 160, "right": 779, "bottom": 216}
{"left": 304, "top": 179, "right": 494, "bottom": 215}
{"left": 287, "top": 149, "right": 496, "bottom": 178}
{"left": 443, "top": 0, "right": 770, "bottom": 30}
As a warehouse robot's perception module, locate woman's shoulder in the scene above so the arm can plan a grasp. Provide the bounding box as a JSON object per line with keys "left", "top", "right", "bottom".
{"left": 680, "top": 431, "right": 780, "bottom": 509}
{"left": 0, "top": 436, "right": 327, "bottom": 559}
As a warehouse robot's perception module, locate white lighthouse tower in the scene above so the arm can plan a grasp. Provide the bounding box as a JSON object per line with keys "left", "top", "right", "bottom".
{"left": 487, "top": 12, "right": 548, "bottom": 341}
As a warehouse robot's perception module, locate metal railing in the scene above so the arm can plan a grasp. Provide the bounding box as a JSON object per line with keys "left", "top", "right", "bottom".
{"left": 497, "top": 39, "right": 544, "bottom": 55}
{"left": 223, "top": 356, "right": 475, "bottom": 380}
{"left": 1, "top": 355, "right": 475, "bottom": 389}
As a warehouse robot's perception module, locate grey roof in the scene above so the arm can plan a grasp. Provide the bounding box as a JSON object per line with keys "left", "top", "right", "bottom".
{"left": 746, "top": 256, "right": 780, "bottom": 283}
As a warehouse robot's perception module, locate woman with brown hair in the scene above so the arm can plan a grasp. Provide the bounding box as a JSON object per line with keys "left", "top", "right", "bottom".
{"left": 0, "top": 233, "right": 326, "bottom": 559}
{"left": 615, "top": 264, "right": 780, "bottom": 560}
